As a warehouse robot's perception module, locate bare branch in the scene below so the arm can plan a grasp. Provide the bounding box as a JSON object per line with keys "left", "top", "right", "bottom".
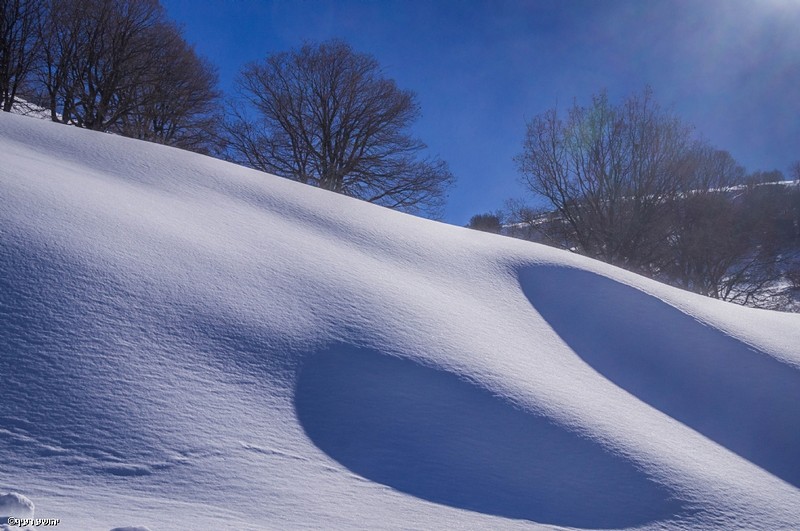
{"left": 224, "top": 40, "right": 453, "bottom": 217}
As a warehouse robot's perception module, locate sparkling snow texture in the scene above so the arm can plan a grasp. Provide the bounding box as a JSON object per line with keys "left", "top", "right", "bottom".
{"left": 1, "top": 112, "right": 799, "bottom": 530}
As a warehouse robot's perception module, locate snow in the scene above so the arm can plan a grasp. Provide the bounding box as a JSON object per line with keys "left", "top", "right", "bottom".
{"left": 7, "top": 99, "right": 54, "bottom": 121}
{"left": 0, "top": 492, "right": 34, "bottom": 530}
{"left": 1, "top": 111, "right": 799, "bottom": 530}
{"left": 0, "top": 493, "right": 34, "bottom": 520}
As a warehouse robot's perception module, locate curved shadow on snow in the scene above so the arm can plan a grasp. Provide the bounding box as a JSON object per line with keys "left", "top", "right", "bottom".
{"left": 520, "top": 266, "right": 800, "bottom": 488}
{"left": 295, "top": 347, "right": 685, "bottom": 527}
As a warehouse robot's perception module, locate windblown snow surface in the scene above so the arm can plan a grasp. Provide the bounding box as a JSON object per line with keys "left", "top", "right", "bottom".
{"left": 2, "top": 112, "right": 800, "bottom": 530}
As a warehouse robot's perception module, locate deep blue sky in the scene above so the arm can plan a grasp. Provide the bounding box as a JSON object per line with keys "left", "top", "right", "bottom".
{"left": 161, "top": 0, "right": 800, "bottom": 225}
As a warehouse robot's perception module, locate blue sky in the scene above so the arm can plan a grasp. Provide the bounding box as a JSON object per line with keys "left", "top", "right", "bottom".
{"left": 161, "top": 0, "right": 800, "bottom": 225}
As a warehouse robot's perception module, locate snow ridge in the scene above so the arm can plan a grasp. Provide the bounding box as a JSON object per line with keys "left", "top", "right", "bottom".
{"left": 1, "top": 112, "right": 799, "bottom": 530}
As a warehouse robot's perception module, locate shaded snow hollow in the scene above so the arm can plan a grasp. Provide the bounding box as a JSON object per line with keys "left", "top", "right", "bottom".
{"left": 1, "top": 112, "right": 800, "bottom": 530}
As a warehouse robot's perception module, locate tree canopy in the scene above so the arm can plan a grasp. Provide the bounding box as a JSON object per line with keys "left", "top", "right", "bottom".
{"left": 226, "top": 40, "right": 454, "bottom": 216}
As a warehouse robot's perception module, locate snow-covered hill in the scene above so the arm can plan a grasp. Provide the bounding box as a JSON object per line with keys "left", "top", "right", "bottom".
{"left": 2, "top": 112, "right": 799, "bottom": 530}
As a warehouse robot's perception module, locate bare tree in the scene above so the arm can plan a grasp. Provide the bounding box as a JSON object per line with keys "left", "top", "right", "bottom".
{"left": 681, "top": 145, "right": 745, "bottom": 191}
{"left": 664, "top": 146, "right": 752, "bottom": 298}
{"left": 723, "top": 182, "right": 800, "bottom": 308}
{"left": 36, "top": 0, "right": 164, "bottom": 129}
{"left": 0, "top": 0, "right": 42, "bottom": 111}
{"left": 746, "top": 169, "right": 785, "bottom": 186}
{"left": 666, "top": 192, "right": 747, "bottom": 299}
{"left": 789, "top": 160, "right": 800, "bottom": 183}
{"left": 503, "top": 198, "right": 574, "bottom": 248}
{"left": 30, "top": 0, "right": 222, "bottom": 154}
{"left": 115, "top": 22, "right": 221, "bottom": 154}
{"left": 514, "top": 88, "right": 795, "bottom": 308}
{"left": 516, "top": 88, "right": 694, "bottom": 271}
{"left": 35, "top": 0, "right": 83, "bottom": 122}
{"left": 225, "top": 40, "right": 454, "bottom": 216}
{"left": 466, "top": 212, "right": 504, "bottom": 234}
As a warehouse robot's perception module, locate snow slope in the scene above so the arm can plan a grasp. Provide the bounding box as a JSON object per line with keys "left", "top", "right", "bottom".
{"left": 1, "top": 112, "right": 799, "bottom": 530}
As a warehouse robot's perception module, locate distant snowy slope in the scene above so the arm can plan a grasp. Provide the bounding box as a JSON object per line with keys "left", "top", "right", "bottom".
{"left": 1, "top": 112, "right": 799, "bottom": 530}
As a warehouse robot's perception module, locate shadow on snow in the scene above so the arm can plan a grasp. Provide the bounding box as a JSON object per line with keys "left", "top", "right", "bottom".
{"left": 519, "top": 265, "right": 800, "bottom": 488}
{"left": 295, "top": 346, "right": 685, "bottom": 528}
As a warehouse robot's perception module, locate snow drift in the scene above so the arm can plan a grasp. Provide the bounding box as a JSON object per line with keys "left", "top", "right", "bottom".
{"left": 1, "top": 112, "right": 799, "bottom": 530}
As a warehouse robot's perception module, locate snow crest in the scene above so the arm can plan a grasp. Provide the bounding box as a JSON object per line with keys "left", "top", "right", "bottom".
{"left": 1, "top": 112, "right": 799, "bottom": 529}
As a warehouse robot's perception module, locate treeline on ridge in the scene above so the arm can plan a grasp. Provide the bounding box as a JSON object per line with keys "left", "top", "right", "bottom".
{"left": 1, "top": 0, "right": 220, "bottom": 153}
{"left": 0, "top": 0, "right": 454, "bottom": 216}
{"left": 469, "top": 88, "right": 800, "bottom": 311}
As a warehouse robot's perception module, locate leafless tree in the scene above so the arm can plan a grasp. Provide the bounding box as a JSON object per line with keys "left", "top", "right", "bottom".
{"left": 503, "top": 198, "right": 575, "bottom": 248}
{"left": 0, "top": 0, "right": 42, "bottom": 111}
{"left": 514, "top": 88, "right": 797, "bottom": 308}
{"left": 466, "top": 212, "right": 504, "bottom": 234}
{"left": 30, "top": 0, "right": 221, "bottom": 154}
{"left": 666, "top": 193, "right": 747, "bottom": 299}
{"left": 225, "top": 40, "right": 454, "bottom": 216}
{"left": 115, "top": 22, "right": 221, "bottom": 154}
{"left": 681, "top": 145, "right": 745, "bottom": 191}
{"left": 36, "top": 0, "right": 164, "bottom": 129}
{"left": 516, "top": 88, "right": 694, "bottom": 271}
{"left": 721, "top": 182, "right": 800, "bottom": 308}
{"left": 746, "top": 169, "right": 785, "bottom": 185}
{"left": 789, "top": 160, "right": 800, "bottom": 183}
{"left": 664, "top": 146, "right": 751, "bottom": 298}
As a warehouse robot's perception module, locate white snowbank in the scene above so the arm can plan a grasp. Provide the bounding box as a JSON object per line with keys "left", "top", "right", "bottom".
{"left": 8, "top": 98, "right": 53, "bottom": 120}
{"left": 0, "top": 493, "right": 34, "bottom": 519}
{"left": 0, "top": 492, "right": 34, "bottom": 530}
{"left": 1, "top": 111, "right": 799, "bottom": 530}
